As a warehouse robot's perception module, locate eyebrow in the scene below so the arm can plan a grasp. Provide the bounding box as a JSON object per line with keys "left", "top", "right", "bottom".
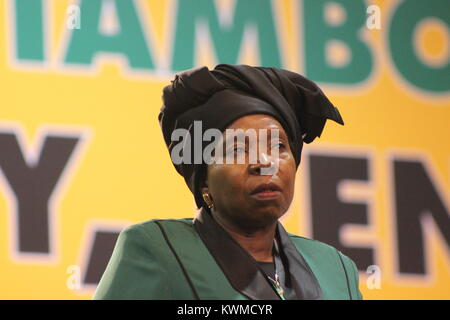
{"left": 224, "top": 135, "right": 253, "bottom": 148}
{"left": 223, "top": 128, "right": 289, "bottom": 145}
{"left": 268, "top": 127, "right": 288, "bottom": 141}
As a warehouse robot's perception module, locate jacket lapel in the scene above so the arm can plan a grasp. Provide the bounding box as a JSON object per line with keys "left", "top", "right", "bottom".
{"left": 275, "top": 223, "right": 323, "bottom": 299}
{"left": 194, "top": 208, "right": 280, "bottom": 300}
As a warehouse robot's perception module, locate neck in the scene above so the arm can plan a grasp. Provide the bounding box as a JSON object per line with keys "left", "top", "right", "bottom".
{"left": 211, "top": 209, "right": 276, "bottom": 263}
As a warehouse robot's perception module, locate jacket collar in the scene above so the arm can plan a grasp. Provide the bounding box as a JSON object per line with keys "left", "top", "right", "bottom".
{"left": 193, "top": 208, "right": 323, "bottom": 300}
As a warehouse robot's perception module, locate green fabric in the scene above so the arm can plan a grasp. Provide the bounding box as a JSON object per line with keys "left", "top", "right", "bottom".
{"left": 93, "top": 218, "right": 363, "bottom": 300}
{"left": 287, "top": 233, "right": 363, "bottom": 300}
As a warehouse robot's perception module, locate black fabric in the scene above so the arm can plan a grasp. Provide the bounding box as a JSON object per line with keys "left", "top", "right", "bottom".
{"left": 257, "top": 261, "right": 276, "bottom": 280}
{"left": 193, "top": 207, "right": 323, "bottom": 300}
{"left": 159, "top": 64, "right": 344, "bottom": 208}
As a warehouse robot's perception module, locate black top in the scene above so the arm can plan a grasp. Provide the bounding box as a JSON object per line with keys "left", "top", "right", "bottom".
{"left": 257, "top": 260, "right": 276, "bottom": 280}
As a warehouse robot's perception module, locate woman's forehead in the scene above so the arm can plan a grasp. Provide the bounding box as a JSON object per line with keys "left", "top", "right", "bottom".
{"left": 221, "top": 115, "right": 289, "bottom": 146}
{"left": 225, "top": 114, "right": 286, "bottom": 132}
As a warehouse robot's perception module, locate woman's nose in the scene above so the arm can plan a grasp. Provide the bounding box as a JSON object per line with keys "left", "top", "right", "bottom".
{"left": 249, "top": 152, "right": 278, "bottom": 175}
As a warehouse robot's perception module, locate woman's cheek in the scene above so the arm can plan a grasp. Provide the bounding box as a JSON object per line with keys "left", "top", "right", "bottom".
{"left": 278, "top": 153, "right": 294, "bottom": 171}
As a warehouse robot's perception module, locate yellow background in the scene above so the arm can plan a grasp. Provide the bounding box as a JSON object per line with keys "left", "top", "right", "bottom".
{"left": 0, "top": 0, "right": 449, "bottom": 299}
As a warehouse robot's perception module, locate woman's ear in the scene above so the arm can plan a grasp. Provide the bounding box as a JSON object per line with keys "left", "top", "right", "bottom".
{"left": 200, "top": 179, "right": 210, "bottom": 196}
{"left": 200, "top": 172, "right": 209, "bottom": 194}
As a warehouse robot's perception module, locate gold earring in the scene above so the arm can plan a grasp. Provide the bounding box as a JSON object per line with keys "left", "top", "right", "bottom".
{"left": 202, "top": 193, "right": 214, "bottom": 209}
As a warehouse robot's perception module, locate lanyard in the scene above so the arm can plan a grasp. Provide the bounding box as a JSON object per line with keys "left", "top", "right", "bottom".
{"left": 269, "top": 238, "right": 287, "bottom": 300}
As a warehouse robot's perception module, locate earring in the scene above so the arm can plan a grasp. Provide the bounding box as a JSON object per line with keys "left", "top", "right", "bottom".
{"left": 202, "top": 193, "right": 214, "bottom": 209}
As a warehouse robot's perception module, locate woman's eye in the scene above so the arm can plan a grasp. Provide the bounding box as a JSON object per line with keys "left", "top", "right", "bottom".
{"left": 234, "top": 147, "right": 246, "bottom": 153}
{"left": 272, "top": 142, "right": 285, "bottom": 150}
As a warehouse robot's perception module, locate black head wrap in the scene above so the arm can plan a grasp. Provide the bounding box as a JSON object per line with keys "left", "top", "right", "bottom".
{"left": 159, "top": 64, "right": 344, "bottom": 209}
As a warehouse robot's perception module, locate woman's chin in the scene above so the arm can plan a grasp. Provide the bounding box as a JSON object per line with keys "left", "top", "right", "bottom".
{"left": 252, "top": 202, "right": 286, "bottom": 218}
{"left": 243, "top": 208, "right": 285, "bottom": 229}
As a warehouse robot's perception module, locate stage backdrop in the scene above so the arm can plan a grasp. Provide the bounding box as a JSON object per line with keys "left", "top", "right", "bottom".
{"left": 0, "top": 0, "right": 449, "bottom": 299}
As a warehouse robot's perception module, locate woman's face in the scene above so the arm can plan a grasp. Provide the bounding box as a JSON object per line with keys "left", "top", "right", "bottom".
{"left": 204, "top": 114, "right": 297, "bottom": 232}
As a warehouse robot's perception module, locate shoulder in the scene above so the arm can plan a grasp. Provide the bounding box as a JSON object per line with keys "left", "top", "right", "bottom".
{"left": 115, "top": 218, "right": 197, "bottom": 253}
{"left": 94, "top": 219, "right": 195, "bottom": 299}
{"left": 287, "top": 233, "right": 339, "bottom": 256}
{"left": 287, "top": 233, "right": 362, "bottom": 300}
{"left": 129, "top": 217, "right": 194, "bottom": 229}
{"left": 120, "top": 218, "right": 195, "bottom": 238}
{"left": 287, "top": 232, "right": 358, "bottom": 270}
{"left": 96, "top": 219, "right": 195, "bottom": 282}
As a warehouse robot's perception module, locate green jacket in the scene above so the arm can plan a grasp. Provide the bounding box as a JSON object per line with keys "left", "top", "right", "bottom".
{"left": 93, "top": 209, "right": 362, "bottom": 300}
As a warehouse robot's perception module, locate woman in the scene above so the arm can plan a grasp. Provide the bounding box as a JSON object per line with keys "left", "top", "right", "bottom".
{"left": 93, "top": 64, "right": 362, "bottom": 300}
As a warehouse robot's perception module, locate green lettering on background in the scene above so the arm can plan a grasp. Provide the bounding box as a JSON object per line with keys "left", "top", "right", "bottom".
{"left": 303, "top": 0, "right": 373, "bottom": 84}
{"left": 65, "top": 0, "right": 154, "bottom": 70}
{"left": 171, "top": 0, "right": 281, "bottom": 71}
{"left": 389, "top": 0, "right": 449, "bottom": 93}
{"left": 14, "top": 0, "right": 45, "bottom": 61}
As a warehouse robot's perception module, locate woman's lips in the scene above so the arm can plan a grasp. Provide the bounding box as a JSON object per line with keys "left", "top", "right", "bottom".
{"left": 250, "top": 190, "right": 282, "bottom": 200}
{"left": 250, "top": 182, "right": 283, "bottom": 200}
